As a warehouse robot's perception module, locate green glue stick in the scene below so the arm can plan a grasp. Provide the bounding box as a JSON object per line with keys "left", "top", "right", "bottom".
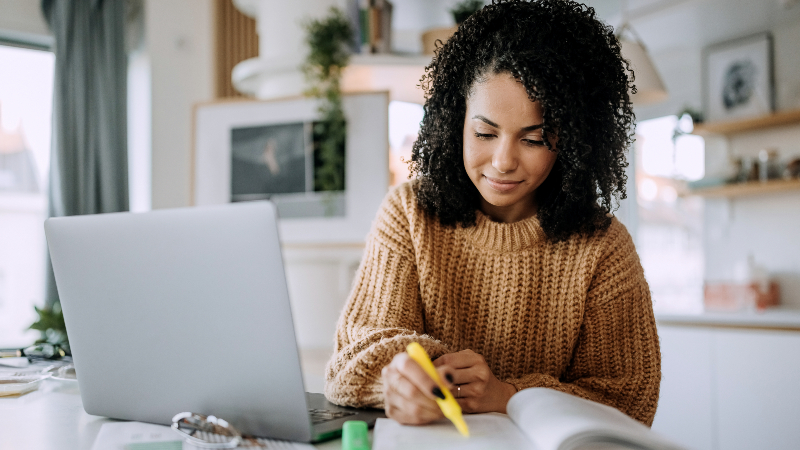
{"left": 342, "top": 420, "right": 370, "bottom": 450}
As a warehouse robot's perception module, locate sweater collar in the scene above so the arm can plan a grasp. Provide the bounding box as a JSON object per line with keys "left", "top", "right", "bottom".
{"left": 462, "top": 210, "right": 545, "bottom": 252}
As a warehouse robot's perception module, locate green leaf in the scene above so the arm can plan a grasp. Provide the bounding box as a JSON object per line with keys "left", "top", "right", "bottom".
{"left": 29, "top": 302, "right": 70, "bottom": 353}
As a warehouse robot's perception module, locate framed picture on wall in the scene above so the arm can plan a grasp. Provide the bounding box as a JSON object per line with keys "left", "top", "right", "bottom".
{"left": 704, "top": 33, "right": 773, "bottom": 122}
{"left": 193, "top": 92, "right": 390, "bottom": 244}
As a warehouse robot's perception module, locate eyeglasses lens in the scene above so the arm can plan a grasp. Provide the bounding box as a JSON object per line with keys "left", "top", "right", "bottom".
{"left": 172, "top": 413, "right": 241, "bottom": 449}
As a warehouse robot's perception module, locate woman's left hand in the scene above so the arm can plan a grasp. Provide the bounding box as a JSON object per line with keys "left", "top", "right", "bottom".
{"left": 433, "top": 349, "right": 517, "bottom": 414}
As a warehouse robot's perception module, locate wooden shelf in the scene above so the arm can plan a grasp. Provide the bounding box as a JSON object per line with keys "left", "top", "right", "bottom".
{"left": 689, "top": 179, "right": 800, "bottom": 198}
{"left": 349, "top": 53, "right": 432, "bottom": 67}
{"left": 693, "top": 109, "right": 800, "bottom": 136}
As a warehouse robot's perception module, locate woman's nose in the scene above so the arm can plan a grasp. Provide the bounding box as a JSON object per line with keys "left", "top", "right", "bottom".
{"left": 492, "top": 138, "right": 518, "bottom": 174}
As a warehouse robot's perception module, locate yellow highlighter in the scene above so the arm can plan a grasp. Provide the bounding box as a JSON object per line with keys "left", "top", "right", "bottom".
{"left": 406, "top": 342, "right": 470, "bottom": 437}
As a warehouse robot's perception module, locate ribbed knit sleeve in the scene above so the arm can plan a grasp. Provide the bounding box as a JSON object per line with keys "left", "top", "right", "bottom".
{"left": 324, "top": 186, "right": 450, "bottom": 408}
{"left": 503, "top": 221, "right": 661, "bottom": 426}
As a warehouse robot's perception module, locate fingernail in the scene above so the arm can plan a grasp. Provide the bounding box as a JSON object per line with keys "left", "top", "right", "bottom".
{"left": 445, "top": 373, "right": 454, "bottom": 383}
{"left": 432, "top": 387, "right": 445, "bottom": 400}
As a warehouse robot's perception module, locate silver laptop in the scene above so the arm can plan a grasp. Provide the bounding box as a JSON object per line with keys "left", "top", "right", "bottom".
{"left": 44, "top": 201, "right": 383, "bottom": 442}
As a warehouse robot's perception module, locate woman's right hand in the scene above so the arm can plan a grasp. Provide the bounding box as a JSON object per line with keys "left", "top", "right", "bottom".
{"left": 381, "top": 351, "right": 451, "bottom": 425}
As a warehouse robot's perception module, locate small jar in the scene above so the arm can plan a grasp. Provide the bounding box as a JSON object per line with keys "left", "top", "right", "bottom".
{"left": 738, "top": 156, "right": 758, "bottom": 182}
{"left": 757, "top": 149, "right": 780, "bottom": 182}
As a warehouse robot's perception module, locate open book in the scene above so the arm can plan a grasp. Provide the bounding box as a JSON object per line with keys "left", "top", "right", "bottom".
{"left": 372, "top": 388, "right": 685, "bottom": 450}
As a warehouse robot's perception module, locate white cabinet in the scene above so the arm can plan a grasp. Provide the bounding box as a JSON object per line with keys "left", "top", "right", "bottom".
{"left": 653, "top": 324, "right": 800, "bottom": 450}
{"left": 652, "top": 326, "right": 715, "bottom": 450}
{"left": 714, "top": 329, "right": 800, "bottom": 450}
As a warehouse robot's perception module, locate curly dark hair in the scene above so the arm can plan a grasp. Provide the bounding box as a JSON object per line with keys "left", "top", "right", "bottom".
{"left": 409, "top": 0, "right": 635, "bottom": 241}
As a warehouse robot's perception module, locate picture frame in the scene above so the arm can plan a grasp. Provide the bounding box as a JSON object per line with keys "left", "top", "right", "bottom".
{"left": 704, "top": 33, "right": 773, "bottom": 123}
{"left": 193, "top": 91, "right": 390, "bottom": 244}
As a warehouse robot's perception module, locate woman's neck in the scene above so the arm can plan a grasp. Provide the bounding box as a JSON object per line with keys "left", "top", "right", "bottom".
{"left": 479, "top": 196, "right": 538, "bottom": 223}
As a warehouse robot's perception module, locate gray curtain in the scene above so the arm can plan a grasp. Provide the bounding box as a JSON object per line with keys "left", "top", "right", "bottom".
{"left": 42, "top": 0, "right": 129, "bottom": 306}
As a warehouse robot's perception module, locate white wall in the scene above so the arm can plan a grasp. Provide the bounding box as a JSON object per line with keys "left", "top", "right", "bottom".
{"left": 704, "top": 124, "right": 800, "bottom": 307}
{"left": 0, "top": 0, "right": 51, "bottom": 46}
{"left": 773, "top": 18, "right": 800, "bottom": 111}
{"left": 145, "top": 0, "right": 215, "bottom": 209}
{"left": 391, "top": 0, "right": 461, "bottom": 53}
{"left": 701, "top": 21, "right": 800, "bottom": 307}
{"left": 634, "top": 13, "right": 800, "bottom": 121}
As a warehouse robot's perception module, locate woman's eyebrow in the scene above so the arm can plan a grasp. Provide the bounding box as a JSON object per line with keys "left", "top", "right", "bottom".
{"left": 472, "top": 115, "right": 543, "bottom": 132}
{"left": 472, "top": 115, "right": 499, "bottom": 128}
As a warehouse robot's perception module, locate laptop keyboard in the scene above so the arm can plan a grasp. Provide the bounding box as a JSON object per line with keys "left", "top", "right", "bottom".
{"left": 309, "top": 408, "right": 356, "bottom": 424}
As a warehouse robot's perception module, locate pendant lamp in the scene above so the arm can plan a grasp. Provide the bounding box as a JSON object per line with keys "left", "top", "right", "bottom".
{"left": 616, "top": 0, "right": 668, "bottom": 105}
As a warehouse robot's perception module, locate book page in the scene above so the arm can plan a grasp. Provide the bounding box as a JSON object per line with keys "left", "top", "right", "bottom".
{"left": 372, "top": 413, "right": 537, "bottom": 450}
{"left": 507, "top": 389, "right": 685, "bottom": 450}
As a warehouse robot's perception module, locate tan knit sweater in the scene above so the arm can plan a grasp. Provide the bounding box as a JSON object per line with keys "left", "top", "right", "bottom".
{"left": 324, "top": 182, "right": 661, "bottom": 425}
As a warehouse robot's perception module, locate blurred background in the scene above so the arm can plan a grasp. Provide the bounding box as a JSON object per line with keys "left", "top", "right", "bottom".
{"left": 1, "top": 1, "right": 800, "bottom": 448}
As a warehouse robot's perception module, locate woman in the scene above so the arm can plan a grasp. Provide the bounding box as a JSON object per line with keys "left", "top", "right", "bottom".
{"left": 324, "top": 0, "right": 660, "bottom": 426}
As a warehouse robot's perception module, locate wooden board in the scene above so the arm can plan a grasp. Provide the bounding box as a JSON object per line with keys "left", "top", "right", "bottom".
{"left": 693, "top": 109, "right": 800, "bottom": 136}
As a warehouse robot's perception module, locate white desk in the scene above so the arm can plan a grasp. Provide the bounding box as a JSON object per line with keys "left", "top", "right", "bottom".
{"left": 0, "top": 379, "right": 347, "bottom": 450}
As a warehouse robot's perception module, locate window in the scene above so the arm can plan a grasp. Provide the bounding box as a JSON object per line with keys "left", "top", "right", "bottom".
{"left": 0, "top": 44, "right": 55, "bottom": 347}
{"left": 634, "top": 115, "right": 705, "bottom": 313}
{"left": 388, "top": 100, "right": 424, "bottom": 186}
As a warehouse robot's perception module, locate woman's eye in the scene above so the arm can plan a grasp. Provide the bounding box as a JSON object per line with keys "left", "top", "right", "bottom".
{"left": 474, "top": 132, "right": 494, "bottom": 140}
{"left": 523, "top": 138, "right": 546, "bottom": 147}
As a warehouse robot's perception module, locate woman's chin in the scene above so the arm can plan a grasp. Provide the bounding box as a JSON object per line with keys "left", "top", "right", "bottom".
{"left": 480, "top": 192, "right": 526, "bottom": 209}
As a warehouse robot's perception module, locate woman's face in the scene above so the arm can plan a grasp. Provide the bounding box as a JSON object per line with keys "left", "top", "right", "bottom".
{"left": 463, "top": 73, "right": 557, "bottom": 223}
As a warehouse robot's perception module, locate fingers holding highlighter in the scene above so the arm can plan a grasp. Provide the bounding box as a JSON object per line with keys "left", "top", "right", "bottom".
{"left": 382, "top": 344, "right": 517, "bottom": 434}
{"left": 382, "top": 351, "right": 445, "bottom": 425}
{"left": 382, "top": 343, "right": 470, "bottom": 436}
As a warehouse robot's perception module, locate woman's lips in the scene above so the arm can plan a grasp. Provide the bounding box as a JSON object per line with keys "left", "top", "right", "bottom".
{"left": 484, "top": 176, "right": 522, "bottom": 192}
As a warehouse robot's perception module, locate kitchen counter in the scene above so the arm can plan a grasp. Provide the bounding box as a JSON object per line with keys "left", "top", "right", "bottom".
{"left": 656, "top": 307, "right": 800, "bottom": 330}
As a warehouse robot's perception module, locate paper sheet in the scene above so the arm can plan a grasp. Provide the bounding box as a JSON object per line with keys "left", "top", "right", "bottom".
{"left": 91, "top": 422, "right": 181, "bottom": 450}
{"left": 0, "top": 357, "right": 30, "bottom": 368}
{"left": 372, "top": 413, "right": 535, "bottom": 450}
{"left": 91, "top": 422, "right": 315, "bottom": 450}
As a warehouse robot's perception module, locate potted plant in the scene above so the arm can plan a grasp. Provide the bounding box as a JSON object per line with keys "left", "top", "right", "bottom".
{"left": 422, "top": 0, "right": 485, "bottom": 55}
{"left": 302, "top": 7, "right": 353, "bottom": 197}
